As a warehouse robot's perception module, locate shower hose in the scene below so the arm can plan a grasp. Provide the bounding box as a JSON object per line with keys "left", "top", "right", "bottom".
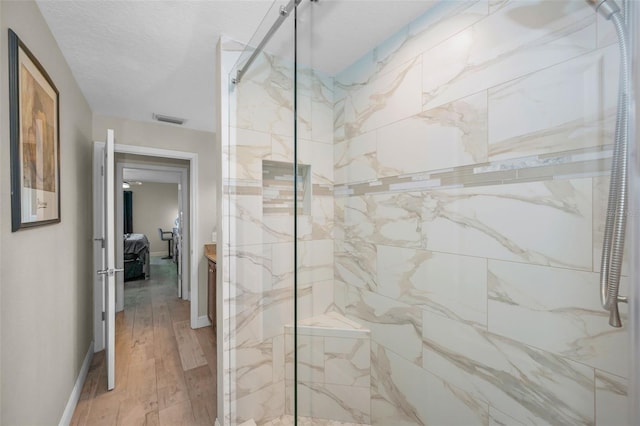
{"left": 599, "top": 4, "right": 630, "bottom": 328}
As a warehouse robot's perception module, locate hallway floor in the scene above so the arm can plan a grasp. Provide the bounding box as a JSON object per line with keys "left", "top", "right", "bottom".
{"left": 71, "top": 257, "right": 217, "bottom": 425}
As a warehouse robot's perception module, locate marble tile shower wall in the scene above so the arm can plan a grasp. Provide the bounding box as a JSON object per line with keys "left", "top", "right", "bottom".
{"left": 225, "top": 45, "right": 336, "bottom": 425}
{"left": 332, "top": 1, "right": 629, "bottom": 425}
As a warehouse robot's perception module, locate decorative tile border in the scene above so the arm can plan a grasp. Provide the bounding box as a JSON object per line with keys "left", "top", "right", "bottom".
{"left": 335, "top": 145, "right": 612, "bottom": 198}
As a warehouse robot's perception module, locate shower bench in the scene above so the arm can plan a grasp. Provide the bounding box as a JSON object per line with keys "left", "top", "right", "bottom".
{"left": 284, "top": 312, "right": 371, "bottom": 425}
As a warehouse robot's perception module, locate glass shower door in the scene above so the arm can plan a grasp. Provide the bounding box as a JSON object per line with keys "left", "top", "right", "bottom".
{"left": 296, "top": 0, "right": 636, "bottom": 425}
{"left": 224, "top": 1, "right": 297, "bottom": 424}
{"left": 222, "top": 0, "right": 638, "bottom": 424}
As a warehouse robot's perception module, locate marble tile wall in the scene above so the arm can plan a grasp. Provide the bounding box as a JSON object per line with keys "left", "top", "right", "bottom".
{"left": 224, "top": 44, "right": 336, "bottom": 425}
{"left": 223, "top": 0, "right": 632, "bottom": 424}
{"left": 332, "top": 1, "right": 630, "bottom": 425}
{"left": 284, "top": 319, "right": 372, "bottom": 424}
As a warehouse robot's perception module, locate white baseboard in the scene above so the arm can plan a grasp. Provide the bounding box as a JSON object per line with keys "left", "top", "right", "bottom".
{"left": 195, "top": 315, "right": 212, "bottom": 329}
{"left": 150, "top": 251, "right": 168, "bottom": 257}
{"left": 59, "top": 341, "right": 94, "bottom": 426}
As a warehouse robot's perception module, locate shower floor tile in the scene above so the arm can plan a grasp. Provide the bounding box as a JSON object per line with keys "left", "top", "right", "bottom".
{"left": 262, "top": 415, "right": 369, "bottom": 426}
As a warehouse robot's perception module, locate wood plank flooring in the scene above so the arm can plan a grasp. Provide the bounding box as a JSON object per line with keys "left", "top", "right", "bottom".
{"left": 71, "top": 259, "right": 216, "bottom": 425}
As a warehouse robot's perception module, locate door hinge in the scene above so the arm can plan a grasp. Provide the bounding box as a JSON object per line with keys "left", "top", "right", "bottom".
{"left": 101, "top": 165, "right": 104, "bottom": 176}
{"left": 94, "top": 237, "right": 105, "bottom": 248}
{"left": 102, "top": 311, "right": 105, "bottom": 321}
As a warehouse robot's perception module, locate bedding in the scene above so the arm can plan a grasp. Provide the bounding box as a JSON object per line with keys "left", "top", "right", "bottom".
{"left": 124, "top": 233, "right": 150, "bottom": 281}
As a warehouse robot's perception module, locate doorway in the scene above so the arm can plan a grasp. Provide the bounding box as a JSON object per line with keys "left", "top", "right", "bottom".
{"left": 93, "top": 143, "right": 201, "bottom": 354}
{"left": 115, "top": 161, "right": 189, "bottom": 312}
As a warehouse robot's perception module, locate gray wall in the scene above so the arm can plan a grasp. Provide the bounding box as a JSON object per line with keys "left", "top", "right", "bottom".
{"left": 94, "top": 115, "right": 216, "bottom": 319}
{"left": 128, "top": 182, "right": 179, "bottom": 255}
{"left": 0, "top": 1, "right": 94, "bottom": 423}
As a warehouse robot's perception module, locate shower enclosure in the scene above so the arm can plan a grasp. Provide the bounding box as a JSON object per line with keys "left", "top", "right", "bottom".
{"left": 219, "top": 0, "right": 639, "bottom": 424}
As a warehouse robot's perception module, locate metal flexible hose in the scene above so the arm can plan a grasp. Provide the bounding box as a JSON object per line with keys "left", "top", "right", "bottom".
{"left": 600, "top": 8, "right": 630, "bottom": 327}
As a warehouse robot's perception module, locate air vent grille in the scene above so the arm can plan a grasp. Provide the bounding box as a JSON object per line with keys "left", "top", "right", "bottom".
{"left": 152, "top": 113, "right": 186, "bottom": 125}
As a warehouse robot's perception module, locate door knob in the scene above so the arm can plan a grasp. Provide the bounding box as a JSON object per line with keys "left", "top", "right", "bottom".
{"left": 97, "top": 268, "right": 124, "bottom": 276}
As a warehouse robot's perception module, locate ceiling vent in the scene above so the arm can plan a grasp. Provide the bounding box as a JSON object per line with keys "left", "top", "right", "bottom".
{"left": 152, "top": 113, "right": 186, "bottom": 126}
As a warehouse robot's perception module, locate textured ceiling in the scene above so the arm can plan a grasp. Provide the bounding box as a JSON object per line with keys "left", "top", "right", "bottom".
{"left": 37, "top": 0, "right": 436, "bottom": 133}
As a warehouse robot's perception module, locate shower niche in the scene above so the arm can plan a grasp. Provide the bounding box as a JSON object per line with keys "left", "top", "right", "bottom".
{"left": 262, "top": 160, "right": 312, "bottom": 216}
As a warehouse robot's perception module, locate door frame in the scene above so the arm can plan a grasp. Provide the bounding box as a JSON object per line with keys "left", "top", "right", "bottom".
{"left": 115, "top": 162, "right": 189, "bottom": 310}
{"left": 93, "top": 142, "right": 201, "bottom": 351}
{"left": 92, "top": 142, "right": 106, "bottom": 351}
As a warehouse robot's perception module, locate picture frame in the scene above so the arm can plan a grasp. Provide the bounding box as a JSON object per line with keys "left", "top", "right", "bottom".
{"left": 9, "top": 29, "right": 61, "bottom": 232}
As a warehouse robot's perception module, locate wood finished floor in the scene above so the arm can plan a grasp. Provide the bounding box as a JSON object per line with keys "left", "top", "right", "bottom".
{"left": 71, "top": 259, "right": 217, "bottom": 425}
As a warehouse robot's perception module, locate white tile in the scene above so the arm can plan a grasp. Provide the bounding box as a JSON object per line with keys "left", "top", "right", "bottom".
{"left": 296, "top": 382, "right": 370, "bottom": 424}
{"left": 261, "top": 215, "right": 296, "bottom": 244}
{"left": 422, "top": 311, "right": 595, "bottom": 425}
{"left": 334, "top": 132, "right": 377, "bottom": 185}
{"left": 297, "top": 95, "right": 313, "bottom": 141}
{"left": 334, "top": 282, "right": 347, "bottom": 316}
{"left": 335, "top": 240, "right": 378, "bottom": 293}
{"left": 227, "top": 244, "right": 273, "bottom": 294}
{"left": 372, "top": 343, "right": 489, "bottom": 426}
{"left": 488, "top": 45, "right": 619, "bottom": 161}
{"left": 271, "top": 134, "right": 294, "bottom": 164}
{"left": 234, "top": 53, "right": 295, "bottom": 137}
{"left": 311, "top": 89, "right": 335, "bottom": 144}
{"left": 234, "top": 381, "right": 285, "bottom": 426}
{"left": 336, "top": 1, "right": 488, "bottom": 94}
{"left": 233, "top": 339, "right": 275, "bottom": 398}
{"left": 228, "top": 127, "right": 272, "bottom": 180}
{"left": 378, "top": 91, "right": 488, "bottom": 176}
{"left": 271, "top": 242, "right": 294, "bottom": 288}
{"left": 593, "top": 175, "right": 630, "bottom": 276}
{"left": 324, "top": 337, "right": 370, "bottom": 388}
{"left": 378, "top": 245, "right": 487, "bottom": 326}
{"left": 422, "top": 0, "right": 596, "bottom": 110}
{"left": 341, "top": 58, "right": 423, "bottom": 141}
{"left": 311, "top": 196, "right": 334, "bottom": 241}
{"left": 233, "top": 285, "right": 294, "bottom": 344}
{"left": 488, "top": 0, "right": 509, "bottom": 14}
{"left": 366, "top": 193, "right": 423, "bottom": 249}
{"left": 273, "top": 334, "right": 285, "bottom": 383}
{"left": 228, "top": 195, "right": 264, "bottom": 247}
{"left": 287, "top": 312, "right": 370, "bottom": 340}
{"left": 346, "top": 288, "right": 422, "bottom": 366}
{"left": 299, "top": 139, "right": 334, "bottom": 186}
{"left": 312, "top": 280, "right": 335, "bottom": 317}
{"left": 418, "top": 179, "right": 593, "bottom": 270}
{"left": 298, "top": 240, "right": 334, "bottom": 285}
{"left": 285, "top": 334, "right": 324, "bottom": 383}
{"left": 595, "top": 370, "right": 629, "bottom": 426}
{"left": 489, "top": 406, "right": 525, "bottom": 426}
{"left": 488, "top": 260, "right": 628, "bottom": 377}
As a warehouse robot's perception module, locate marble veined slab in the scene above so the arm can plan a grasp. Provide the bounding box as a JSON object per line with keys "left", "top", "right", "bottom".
{"left": 488, "top": 260, "right": 628, "bottom": 377}
{"left": 372, "top": 342, "right": 488, "bottom": 425}
{"left": 415, "top": 178, "right": 594, "bottom": 270}
{"left": 377, "top": 245, "right": 487, "bottom": 326}
{"left": 595, "top": 370, "right": 629, "bottom": 426}
{"left": 488, "top": 45, "right": 618, "bottom": 162}
{"left": 377, "top": 91, "right": 488, "bottom": 177}
{"left": 423, "top": 311, "right": 595, "bottom": 425}
{"left": 422, "top": 0, "right": 595, "bottom": 111}
{"left": 284, "top": 312, "right": 369, "bottom": 339}
{"left": 263, "top": 414, "right": 368, "bottom": 426}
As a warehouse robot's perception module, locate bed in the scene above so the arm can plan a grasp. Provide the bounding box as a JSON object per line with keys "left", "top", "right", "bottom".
{"left": 124, "top": 233, "right": 150, "bottom": 281}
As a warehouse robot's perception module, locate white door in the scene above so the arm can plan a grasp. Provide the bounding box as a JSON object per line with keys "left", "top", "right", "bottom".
{"left": 94, "top": 129, "right": 119, "bottom": 390}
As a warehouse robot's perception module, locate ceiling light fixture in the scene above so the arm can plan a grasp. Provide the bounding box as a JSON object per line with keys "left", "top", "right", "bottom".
{"left": 122, "top": 181, "right": 131, "bottom": 189}
{"left": 152, "top": 113, "right": 186, "bottom": 126}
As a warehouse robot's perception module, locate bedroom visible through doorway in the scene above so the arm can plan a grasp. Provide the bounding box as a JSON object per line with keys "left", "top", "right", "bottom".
{"left": 116, "top": 160, "right": 189, "bottom": 314}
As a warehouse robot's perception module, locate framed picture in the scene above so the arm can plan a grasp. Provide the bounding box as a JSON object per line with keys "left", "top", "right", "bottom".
{"left": 9, "top": 29, "right": 60, "bottom": 232}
